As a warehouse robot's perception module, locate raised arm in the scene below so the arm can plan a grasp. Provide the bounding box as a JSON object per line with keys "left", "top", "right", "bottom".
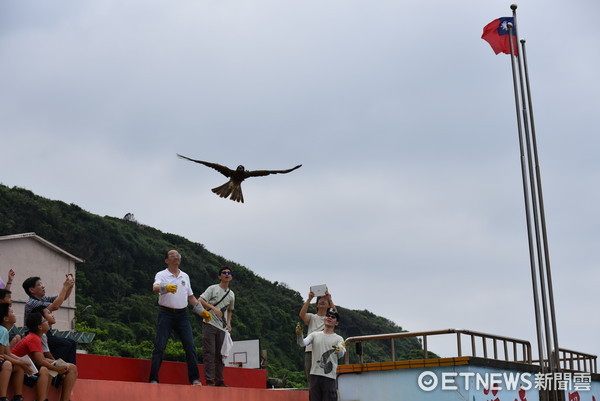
{"left": 47, "top": 276, "right": 74, "bottom": 312}
{"left": 296, "top": 326, "right": 312, "bottom": 347}
{"left": 299, "top": 291, "right": 314, "bottom": 324}
{"left": 325, "top": 290, "right": 335, "bottom": 311}
{"left": 4, "top": 269, "right": 15, "bottom": 291}
{"left": 63, "top": 274, "right": 75, "bottom": 299}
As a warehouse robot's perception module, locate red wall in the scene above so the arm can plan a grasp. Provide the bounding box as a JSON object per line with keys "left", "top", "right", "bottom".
{"left": 8, "top": 355, "right": 308, "bottom": 401}
{"left": 76, "top": 353, "right": 267, "bottom": 388}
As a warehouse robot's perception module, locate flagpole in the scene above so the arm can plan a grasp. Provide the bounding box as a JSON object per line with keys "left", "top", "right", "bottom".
{"left": 506, "top": 20, "right": 546, "bottom": 375}
{"left": 483, "top": 8, "right": 562, "bottom": 399}
{"left": 510, "top": 5, "right": 556, "bottom": 375}
{"left": 520, "top": 37, "right": 562, "bottom": 373}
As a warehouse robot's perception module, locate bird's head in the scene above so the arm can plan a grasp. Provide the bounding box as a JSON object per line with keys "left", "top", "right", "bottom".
{"left": 237, "top": 165, "right": 245, "bottom": 172}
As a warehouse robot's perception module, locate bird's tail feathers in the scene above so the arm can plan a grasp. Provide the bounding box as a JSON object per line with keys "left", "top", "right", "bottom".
{"left": 231, "top": 185, "right": 244, "bottom": 203}
{"left": 212, "top": 182, "right": 233, "bottom": 198}
{"left": 212, "top": 182, "right": 244, "bottom": 203}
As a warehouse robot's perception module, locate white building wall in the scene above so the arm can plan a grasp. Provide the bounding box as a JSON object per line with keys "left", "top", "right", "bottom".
{"left": 0, "top": 234, "right": 80, "bottom": 331}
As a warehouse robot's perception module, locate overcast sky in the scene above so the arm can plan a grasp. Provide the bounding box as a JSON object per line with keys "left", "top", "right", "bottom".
{"left": 1, "top": 0, "right": 599, "bottom": 361}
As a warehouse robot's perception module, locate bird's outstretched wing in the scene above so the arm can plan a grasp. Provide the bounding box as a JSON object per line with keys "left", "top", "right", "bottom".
{"left": 245, "top": 164, "right": 302, "bottom": 178}
{"left": 177, "top": 154, "right": 233, "bottom": 177}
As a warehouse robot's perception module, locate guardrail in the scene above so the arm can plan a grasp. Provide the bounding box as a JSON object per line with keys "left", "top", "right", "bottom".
{"left": 342, "top": 329, "right": 598, "bottom": 374}
{"left": 343, "top": 328, "right": 532, "bottom": 365}
{"left": 556, "top": 348, "right": 597, "bottom": 374}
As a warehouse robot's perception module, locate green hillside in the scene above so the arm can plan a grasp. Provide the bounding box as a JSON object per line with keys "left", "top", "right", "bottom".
{"left": 0, "top": 184, "right": 427, "bottom": 386}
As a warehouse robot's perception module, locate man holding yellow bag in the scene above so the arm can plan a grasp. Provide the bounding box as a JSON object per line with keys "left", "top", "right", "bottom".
{"left": 149, "top": 249, "right": 206, "bottom": 385}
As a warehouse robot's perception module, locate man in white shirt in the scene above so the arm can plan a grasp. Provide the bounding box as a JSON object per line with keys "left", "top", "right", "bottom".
{"left": 297, "top": 308, "right": 345, "bottom": 401}
{"left": 149, "top": 250, "right": 203, "bottom": 386}
{"left": 299, "top": 289, "right": 336, "bottom": 379}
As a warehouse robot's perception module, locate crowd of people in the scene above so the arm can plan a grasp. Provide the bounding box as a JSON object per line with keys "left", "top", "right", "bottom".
{"left": 1, "top": 249, "right": 346, "bottom": 401}
{"left": 150, "top": 248, "right": 345, "bottom": 400}
{"left": 0, "top": 270, "right": 78, "bottom": 401}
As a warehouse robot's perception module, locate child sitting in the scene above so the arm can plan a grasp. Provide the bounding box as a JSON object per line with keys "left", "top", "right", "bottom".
{"left": 12, "top": 313, "right": 71, "bottom": 401}
{"left": 0, "top": 303, "right": 32, "bottom": 401}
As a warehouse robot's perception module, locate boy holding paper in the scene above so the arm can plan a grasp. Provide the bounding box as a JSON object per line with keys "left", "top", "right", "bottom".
{"left": 12, "top": 312, "right": 76, "bottom": 401}
{"left": 29, "top": 306, "right": 78, "bottom": 393}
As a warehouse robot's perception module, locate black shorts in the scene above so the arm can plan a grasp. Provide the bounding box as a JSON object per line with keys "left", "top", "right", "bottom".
{"left": 23, "top": 374, "right": 39, "bottom": 387}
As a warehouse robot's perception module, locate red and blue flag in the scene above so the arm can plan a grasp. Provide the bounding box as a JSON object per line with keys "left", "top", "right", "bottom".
{"left": 482, "top": 17, "right": 519, "bottom": 56}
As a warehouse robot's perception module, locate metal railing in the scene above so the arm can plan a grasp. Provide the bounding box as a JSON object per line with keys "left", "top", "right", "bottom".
{"left": 556, "top": 348, "right": 597, "bottom": 374}
{"left": 343, "top": 328, "right": 532, "bottom": 365}
{"left": 343, "top": 329, "right": 598, "bottom": 374}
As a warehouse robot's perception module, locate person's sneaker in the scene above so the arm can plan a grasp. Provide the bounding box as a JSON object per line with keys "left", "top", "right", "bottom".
{"left": 215, "top": 382, "right": 228, "bottom": 387}
{"left": 149, "top": 380, "right": 158, "bottom": 384}
{"left": 192, "top": 380, "right": 202, "bottom": 386}
{"left": 205, "top": 380, "right": 215, "bottom": 386}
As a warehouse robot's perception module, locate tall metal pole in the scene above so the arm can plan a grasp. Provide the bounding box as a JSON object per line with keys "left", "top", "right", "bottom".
{"left": 506, "top": 20, "right": 546, "bottom": 374}
{"left": 520, "top": 38, "right": 561, "bottom": 372}
{"left": 511, "top": 4, "right": 556, "bottom": 373}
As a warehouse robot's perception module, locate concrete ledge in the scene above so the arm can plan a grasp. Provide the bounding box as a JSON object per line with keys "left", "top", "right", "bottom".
{"left": 10, "top": 379, "right": 309, "bottom": 401}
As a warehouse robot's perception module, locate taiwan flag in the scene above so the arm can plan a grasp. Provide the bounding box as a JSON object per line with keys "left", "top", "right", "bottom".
{"left": 482, "top": 17, "right": 518, "bottom": 56}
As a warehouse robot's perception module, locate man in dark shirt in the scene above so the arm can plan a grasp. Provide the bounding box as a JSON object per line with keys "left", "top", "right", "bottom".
{"left": 22, "top": 275, "right": 77, "bottom": 363}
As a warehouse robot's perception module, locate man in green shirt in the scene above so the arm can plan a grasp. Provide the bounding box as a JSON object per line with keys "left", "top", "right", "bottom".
{"left": 198, "top": 267, "right": 235, "bottom": 386}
